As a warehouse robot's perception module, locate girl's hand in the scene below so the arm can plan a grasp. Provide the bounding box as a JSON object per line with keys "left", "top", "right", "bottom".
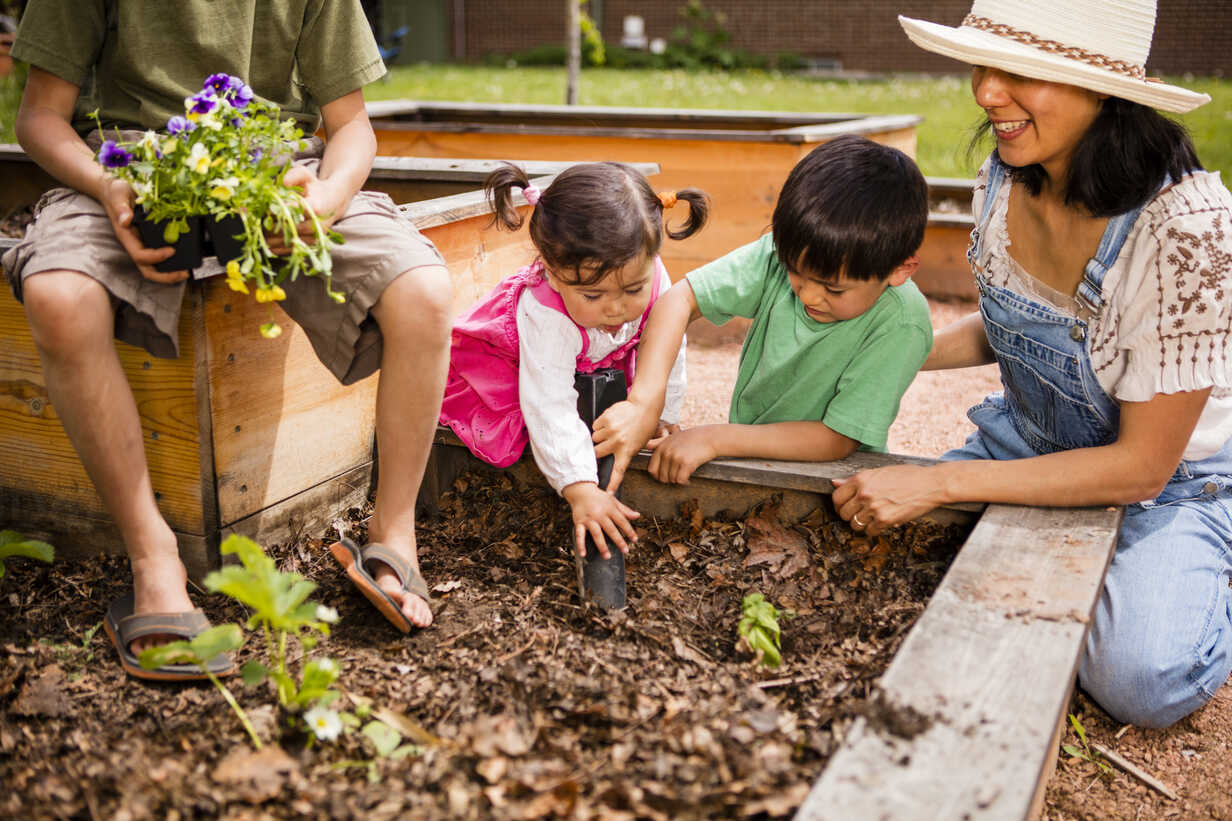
{"left": 593, "top": 398, "right": 662, "bottom": 494}
{"left": 99, "top": 176, "right": 183, "bottom": 283}
{"left": 266, "top": 165, "right": 347, "bottom": 255}
{"left": 653, "top": 421, "right": 681, "bottom": 439}
{"left": 646, "top": 427, "right": 716, "bottom": 485}
{"left": 561, "top": 481, "right": 641, "bottom": 559}
{"left": 830, "top": 465, "right": 945, "bottom": 537}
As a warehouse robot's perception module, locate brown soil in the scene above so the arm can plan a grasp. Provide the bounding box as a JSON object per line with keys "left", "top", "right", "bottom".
{"left": 2, "top": 295, "right": 1228, "bottom": 819}
{"left": 687, "top": 296, "right": 1232, "bottom": 820}
{"left": 1, "top": 470, "right": 966, "bottom": 819}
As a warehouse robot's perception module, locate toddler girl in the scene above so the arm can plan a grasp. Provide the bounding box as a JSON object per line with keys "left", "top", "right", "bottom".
{"left": 440, "top": 161, "right": 708, "bottom": 558}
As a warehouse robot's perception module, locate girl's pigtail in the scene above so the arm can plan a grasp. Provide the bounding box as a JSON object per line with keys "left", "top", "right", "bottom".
{"left": 484, "top": 162, "right": 533, "bottom": 231}
{"left": 664, "top": 188, "right": 710, "bottom": 240}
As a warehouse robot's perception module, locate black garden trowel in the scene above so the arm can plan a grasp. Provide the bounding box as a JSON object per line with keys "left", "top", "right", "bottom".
{"left": 573, "top": 368, "right": 628, "bottom": 611}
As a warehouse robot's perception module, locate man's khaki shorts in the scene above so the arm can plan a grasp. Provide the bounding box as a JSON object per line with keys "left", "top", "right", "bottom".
{"left": 2, "top": 147, "right": 445, "bottom": 385}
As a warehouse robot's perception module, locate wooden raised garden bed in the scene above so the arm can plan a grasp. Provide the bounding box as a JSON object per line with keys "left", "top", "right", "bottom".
{"left": 360, "top": 101, "right": 940, "bottom": 282}
{"left": 0, "top": 150, "right": 653, "bottom": 579}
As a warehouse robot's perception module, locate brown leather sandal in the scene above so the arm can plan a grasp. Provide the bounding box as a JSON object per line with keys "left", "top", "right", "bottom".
{"left": 103, "top": 593, "right": 236, "bottom": 681}
{"left": 329, "top": 538, "right": 432, "bottom": 633}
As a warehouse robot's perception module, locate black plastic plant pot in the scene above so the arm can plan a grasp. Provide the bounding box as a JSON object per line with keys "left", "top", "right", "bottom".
{"left": 205, "top": 213, "right": 246, "bottom": 265}
{"left": 132, "top": 208, "right": 204, "bottom": 273}
{"left": 574, "top": 368, "right": 630, "bottom": 612}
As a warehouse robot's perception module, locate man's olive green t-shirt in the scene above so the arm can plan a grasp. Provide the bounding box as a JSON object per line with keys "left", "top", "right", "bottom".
{"left": 12, "top": 0, "right": 384, "bottom": 135}
{"left": 686, "top": 235, "right": 933, "bottom": 451}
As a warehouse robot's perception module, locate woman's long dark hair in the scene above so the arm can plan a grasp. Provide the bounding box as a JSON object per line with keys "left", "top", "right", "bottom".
{"left": 971, "top": 97, "right": 1202, "bottom": 217}
{"left": 484, "top": 162, "right": 709, "bottom": 286}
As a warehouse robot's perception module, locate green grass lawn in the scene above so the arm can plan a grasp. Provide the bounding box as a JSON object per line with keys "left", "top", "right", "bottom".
{"left": 2, "top": 65, "right": 1228, "bottom": 180}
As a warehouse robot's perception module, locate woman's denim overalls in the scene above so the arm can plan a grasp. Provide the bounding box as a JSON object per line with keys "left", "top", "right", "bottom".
{"left": 945, "top": 158, "right": 1232, "bottom": 727}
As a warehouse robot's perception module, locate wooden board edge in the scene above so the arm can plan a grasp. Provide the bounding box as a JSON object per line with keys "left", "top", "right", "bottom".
{"left": 220, "top": 461, "right": 374, "bottom": 553}
{"left": 796, "top": 503, "right": 1123, "bottom": 820}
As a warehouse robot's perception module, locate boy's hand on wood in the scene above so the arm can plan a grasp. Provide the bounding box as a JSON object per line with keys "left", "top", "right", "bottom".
{"left": 562, "top": 481, "right": 640, "bottom": 559}
{"left": 100, "top": 177, "right": 183, "bottom": 283}
{"left": 593, "top": 399, "right": 662, "bottom": 494}
{"left": 646, "top": 427, "right": 716, "bottom": 485}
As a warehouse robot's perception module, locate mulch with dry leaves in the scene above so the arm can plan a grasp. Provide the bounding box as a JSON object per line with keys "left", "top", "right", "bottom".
{"left": 1, "top": 467, "right": 966, "bottom": 819}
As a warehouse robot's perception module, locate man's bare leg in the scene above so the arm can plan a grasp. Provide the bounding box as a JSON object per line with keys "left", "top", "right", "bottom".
{"left": 366, "top": 264, "right": 452, "bottom": 628}
{"left": 22, "top": 271, "right": 191, "bottom": 638}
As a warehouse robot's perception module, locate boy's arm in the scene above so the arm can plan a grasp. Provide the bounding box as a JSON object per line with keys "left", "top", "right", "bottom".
{"left": 276, "top": 89, "right": 376, "bottom": 245}
{"left": 592, "top": 278, "right": 701, "bottom": 492}
{"left": 16, "top": 67, "right": 178, "bottom": 280}
{"left": 648, "top": 421, "right": 858, "bottom": 484}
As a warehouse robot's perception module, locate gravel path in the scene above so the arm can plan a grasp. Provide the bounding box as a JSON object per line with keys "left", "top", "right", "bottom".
{"left": 680, "top": 297, "right": 1001, "bottom": 458}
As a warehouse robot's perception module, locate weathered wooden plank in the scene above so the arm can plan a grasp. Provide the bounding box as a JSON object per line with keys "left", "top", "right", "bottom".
{"left": 0, "top": 486, "right": 217, "bottom": 582}
{"left": 430, "top": 428, "right": 981, "bottom": 524}
{"left": 798, "top": 502, "right": 1123, "bottom": 820}
{"left": 365, "top": 100, "right": 920, "bottom": 144}
{"left": 202, "top": 276, "right": 380, "bottom": 525}
{"left": 0, "top": 286, "right": 208, "bottom": 534}
{"left": 222, "top": 461, "right": 373, "bottom": 550}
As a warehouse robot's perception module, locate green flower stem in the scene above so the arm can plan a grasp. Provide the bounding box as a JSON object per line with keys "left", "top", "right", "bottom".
{"left": 207, "top": 669, "right": 263, "bottom": 749}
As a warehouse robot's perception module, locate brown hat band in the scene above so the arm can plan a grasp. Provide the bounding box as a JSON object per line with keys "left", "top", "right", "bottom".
{"left": 961, "top": 14, "right": 1146, "bottom": 80}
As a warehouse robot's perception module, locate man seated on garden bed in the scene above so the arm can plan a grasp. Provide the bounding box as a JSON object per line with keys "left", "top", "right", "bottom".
{"left": 2, "top": 0, "right": 450, "bottom": 679}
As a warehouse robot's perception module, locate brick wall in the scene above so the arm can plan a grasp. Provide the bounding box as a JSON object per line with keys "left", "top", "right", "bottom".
{"left": 456, "top": 0, "right": 1230, "bottom": 76}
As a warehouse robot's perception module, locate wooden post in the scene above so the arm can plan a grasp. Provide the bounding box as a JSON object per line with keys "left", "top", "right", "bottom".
{"left": 566, "top": 0, "right": 580, "bottom": 105}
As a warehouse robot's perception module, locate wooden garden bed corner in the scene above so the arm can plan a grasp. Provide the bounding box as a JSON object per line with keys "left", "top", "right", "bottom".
{"left": 797, "top": 501, "right": 1123, "bottom": 820}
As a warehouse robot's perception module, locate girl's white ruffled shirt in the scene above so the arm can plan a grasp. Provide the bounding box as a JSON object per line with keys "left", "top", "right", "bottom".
{"left": 975, "top": 164, "right": 1232, "bottom": 460}
{"left": 515, "top": 264, "right": 686, "bottom": 493}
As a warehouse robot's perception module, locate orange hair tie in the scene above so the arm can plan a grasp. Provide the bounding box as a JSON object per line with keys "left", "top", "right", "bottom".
{"left": 657, "top": 190, "right": 678, "bottom": 209}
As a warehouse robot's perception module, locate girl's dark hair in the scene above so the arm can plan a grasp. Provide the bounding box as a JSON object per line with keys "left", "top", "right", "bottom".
{"left": 772, "top": 135, "right": 929, "bottom": 282}
{"left": 484, "top": 161, "right": 710, "bottom": 286}
{"left": 972, "top": 97, "right": 1202, "bottom": 217}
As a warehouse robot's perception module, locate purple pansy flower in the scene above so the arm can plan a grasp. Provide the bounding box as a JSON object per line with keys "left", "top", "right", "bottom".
{"left": 166, "top": 115, "right": 195, "bottom": 135}
{"left": 229, "top": 80, "right": 254, "bottom": 108}
{"left": 203, "top": 73, "right": 233, "bottom": 95}
{"left": 98, "top": 140, "right": 133, "bottom": 169}
{"left": 188, "top": 91, "right": 218, "bottom": 115}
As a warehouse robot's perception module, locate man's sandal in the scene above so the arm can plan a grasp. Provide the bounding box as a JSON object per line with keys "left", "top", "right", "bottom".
{"left": 103, "top": 593, "right": 236, "bottom": 681}
{"left": 329, "top": 538, "right": 432, "bottom": 633}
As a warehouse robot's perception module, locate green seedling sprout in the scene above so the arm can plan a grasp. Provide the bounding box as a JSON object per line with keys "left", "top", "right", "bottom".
{"left": 138, "top": 624, "right": 261, "bottom": 748}
{"left": 204, "top": 534, "right": 340, "bottom": 712}
{"left": 0, "top": 530, "right": 54, "bottom": 581}
{"left": 1061, "top": 713, "right": 1113, "bottom": 775}
{"left": 739, "top": 592, "right": 784, "bottom": 668}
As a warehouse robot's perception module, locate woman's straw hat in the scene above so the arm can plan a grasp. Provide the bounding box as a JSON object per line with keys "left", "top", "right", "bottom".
{"left": 898, "top": 0, "right": 1209, "bottom": 113}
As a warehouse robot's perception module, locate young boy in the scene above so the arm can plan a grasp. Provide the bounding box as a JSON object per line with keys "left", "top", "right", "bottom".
{"left": 2, "top": 1, "right": 451, "bottom": 677}
{"left": 595, "top": 135, "right": 932, "bottom": 490}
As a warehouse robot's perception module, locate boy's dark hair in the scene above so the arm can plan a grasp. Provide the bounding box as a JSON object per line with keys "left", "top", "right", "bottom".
{"left": 772, "top": 135, "right": 928, "bottom": 282}
{"left": 485, "top": 161, "right": 710, "bottom": 286}
{"left": 974, "top": 97, "right": 1202, "bottom": 218}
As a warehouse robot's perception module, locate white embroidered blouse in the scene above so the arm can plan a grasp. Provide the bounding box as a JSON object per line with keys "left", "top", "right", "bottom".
{"left": 972, "top": 161, "right": 1232, "bottom": 460}
{"left": 515, "top": 264, "right": 686, "bottom": 493}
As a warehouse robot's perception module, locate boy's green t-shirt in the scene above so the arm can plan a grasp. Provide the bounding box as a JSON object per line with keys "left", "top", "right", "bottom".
{"left": 686, "top": 235, "right": 932, "bottom": 451}
{"left": 12, "top": 0, "right": 385, "bottom": 135}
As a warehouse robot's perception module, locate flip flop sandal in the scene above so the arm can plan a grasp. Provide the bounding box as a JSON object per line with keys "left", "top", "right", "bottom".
{"left": 329, "top": 538, "right": 432, "bottom": 634}
{"left": 103, "top": 593, "right": 236, "bottom": 681}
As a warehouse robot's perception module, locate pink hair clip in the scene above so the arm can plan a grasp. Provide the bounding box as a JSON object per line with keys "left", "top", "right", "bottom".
{"left": 522, "top": 184, "right": 541, "bottom": 207}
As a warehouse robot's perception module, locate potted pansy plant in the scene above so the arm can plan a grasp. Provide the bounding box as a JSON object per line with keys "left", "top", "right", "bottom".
{"left": 94, "top": 73, "right": 346, "bottom": 338}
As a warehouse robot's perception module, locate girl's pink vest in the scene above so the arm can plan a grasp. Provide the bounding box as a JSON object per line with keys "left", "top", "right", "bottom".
{"left": 439, "top": 258, "right": 666, "bottom": 467}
